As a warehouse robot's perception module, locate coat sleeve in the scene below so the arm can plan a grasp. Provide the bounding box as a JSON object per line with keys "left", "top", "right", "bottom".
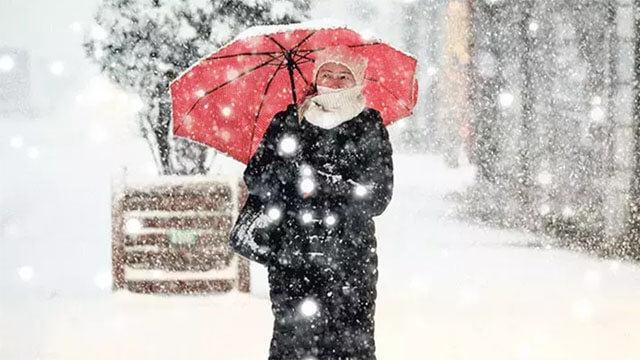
{"left": 242, "top": 106, "right": 297, "bottom": 200}
{"left": 320, "top": 110, "right": 394, "bottom": 218}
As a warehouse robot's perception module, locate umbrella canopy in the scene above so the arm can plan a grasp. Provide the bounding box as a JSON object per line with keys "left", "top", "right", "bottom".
{"left": 170, "top": 20, "right": 418, "bottom": 164}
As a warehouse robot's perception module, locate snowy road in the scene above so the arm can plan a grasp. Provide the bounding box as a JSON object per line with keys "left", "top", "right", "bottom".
{"left": 3, "top": 153, "right": 640, "bottom": 360}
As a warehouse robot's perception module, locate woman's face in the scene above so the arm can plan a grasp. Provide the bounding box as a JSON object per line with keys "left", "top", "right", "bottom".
{"left": 315, "top": 62, "right": 356, "bottom": 89}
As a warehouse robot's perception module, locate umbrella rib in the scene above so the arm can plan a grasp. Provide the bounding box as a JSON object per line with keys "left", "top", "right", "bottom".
{"left": 290, "top": 58, "right": 310, "bottom": 87}
{"left": 291, "top": 31, "right": 317, "bottom": 52}
{"left": 205, "top": 42, "right": 382, "bottom": 60}
{"left": 248, "top": 58, "right": 287, "bottom": 156}
{"left": 205, "top": 51, "right": 283, "bottom": 61}
{"left": 266, "top": 35, "right": 289, "bottom": 52}
{"left": 296, "top": 59, "right": 313, "bottom": 65}
{"left": 255, "top": 60, "right": 287, "bottom": 118}
{"left": 186, "top": 57, "right": 282, "bottom": 115}
{"left": 260, "top": 32, "right": 321, "bottom": 94}
{"left": 365, "top": 76, "right": 413, "bottom": 112}
{"left": 347, "top": 42, "right": 382, "bottom": 49}
{"left": 296, "top": 42, "right": 382, "bottom": 55}
{"left": 295, "top": 52, "right": 314, "bottom": 64}
{"left": 205, "top": 31, "right": 316, "bottom": 62}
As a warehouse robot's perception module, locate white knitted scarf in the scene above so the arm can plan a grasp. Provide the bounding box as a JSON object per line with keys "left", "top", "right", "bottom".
{"left": 300, "top": 85, "right": 365, "bottom": 129}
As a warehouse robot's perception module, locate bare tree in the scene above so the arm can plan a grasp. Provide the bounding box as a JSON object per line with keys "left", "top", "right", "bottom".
{"left": 83, "top": 0, "right": 310, "bottom": 175}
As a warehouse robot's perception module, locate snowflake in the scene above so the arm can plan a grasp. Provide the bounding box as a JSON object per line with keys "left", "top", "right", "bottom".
{"left": 17, "top": 266, "right": 34, "bottom": 282}
{"left": 354, "top": 184, "right": 368, "bottom": 197}
{"left": 299, "top": 297, "right": 320, "bottom": 317}
{"left": 267, "top": 206, "right": 282, "bottom": 221}
{"left": 324, "top": 214, "right": 337, "bottom": 226}
{"left": 278, "top": 135, "right": 298, "bottom": 155}
{"left": 299, "top": 177, "right": 315, "bottom": 194}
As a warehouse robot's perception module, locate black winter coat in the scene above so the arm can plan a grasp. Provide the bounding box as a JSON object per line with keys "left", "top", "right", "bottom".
{"left": 242, "top": 104, "right": 394, "bottom": 360}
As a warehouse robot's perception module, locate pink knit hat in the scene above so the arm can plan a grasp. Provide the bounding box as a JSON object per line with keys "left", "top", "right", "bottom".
{"left": 312, "top": 45, "right": 368, "bottom": 85}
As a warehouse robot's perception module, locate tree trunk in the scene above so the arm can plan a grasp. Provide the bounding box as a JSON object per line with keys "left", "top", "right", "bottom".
{"left": 517, "top": 0, "right": 534, "bottom": 227}
{"left": 141, "top": 94, "right": 212, "bottom": 176}
{"left": 155, "top": 96, "right": 173, "bottom": 175}
{"left": 626, "top": 0, "right": 640, "bottom": 258}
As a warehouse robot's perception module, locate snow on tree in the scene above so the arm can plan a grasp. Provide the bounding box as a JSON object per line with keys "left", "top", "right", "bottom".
{"left": 463, "top": 0, "right": 635, "bottom": 254}
{"left": 399, "top": 0, "right": 448, "bottom": 155}
{"left": 430, "top": 0, "right": 473, "bottom": 166}
{"left": 624, "top": 0, "right": 640, "bottom": 259}
{"left": 82, "top": 0, "right": 310, "bottom": 175}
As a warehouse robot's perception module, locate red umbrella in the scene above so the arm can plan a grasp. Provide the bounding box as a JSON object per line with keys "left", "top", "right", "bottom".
{"left": 170, "top": 21, "right": 418, "bottom": 164}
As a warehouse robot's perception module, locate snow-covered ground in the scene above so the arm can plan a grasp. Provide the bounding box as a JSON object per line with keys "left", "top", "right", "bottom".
{"left": 2, "top": 147, "right": 640, "bottom": 359}
{"left": 3, "top": 1, "right": 640, "bottom": 358}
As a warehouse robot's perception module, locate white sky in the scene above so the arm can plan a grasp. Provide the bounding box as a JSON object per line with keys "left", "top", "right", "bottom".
{"left": 1, "top": 0, "right": 100, "bottom": 59}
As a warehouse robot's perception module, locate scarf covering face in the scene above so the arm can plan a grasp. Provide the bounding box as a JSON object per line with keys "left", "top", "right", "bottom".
{"left": 300, "top": 84, "right": 366, "bottom": 129}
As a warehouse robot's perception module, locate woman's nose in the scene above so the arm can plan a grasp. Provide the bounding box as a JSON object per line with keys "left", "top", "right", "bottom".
{"left": 328, "top": 79, "right": 343, "bottom": 88}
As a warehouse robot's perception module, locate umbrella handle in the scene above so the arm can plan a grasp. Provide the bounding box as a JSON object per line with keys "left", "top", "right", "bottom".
{"left": 285, "top": 51, "right": 298, "bottom": 105}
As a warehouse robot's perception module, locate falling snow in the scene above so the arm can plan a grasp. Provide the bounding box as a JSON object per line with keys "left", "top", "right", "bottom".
{"left": 4, "top": 0, "right": 640, "bottom": 359}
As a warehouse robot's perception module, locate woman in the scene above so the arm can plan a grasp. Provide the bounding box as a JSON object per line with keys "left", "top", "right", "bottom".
{"left": 242, "top": 45, "right": 394, "bottom": 360}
